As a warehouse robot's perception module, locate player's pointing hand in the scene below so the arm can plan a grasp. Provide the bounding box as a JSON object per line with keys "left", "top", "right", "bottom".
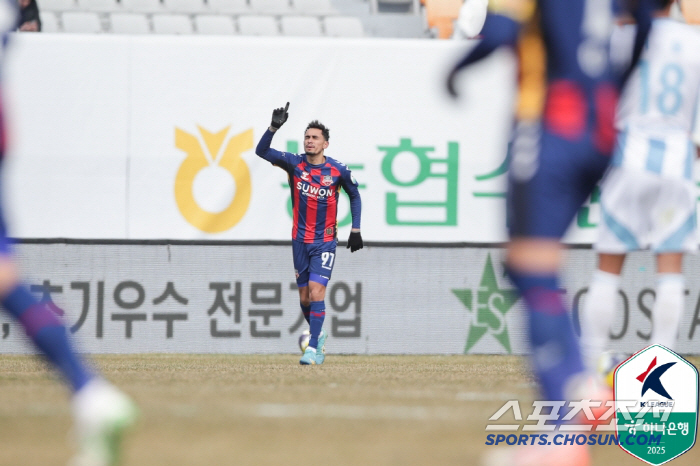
{"left": 270, "top": 102, "right": 290, "bottom": 130}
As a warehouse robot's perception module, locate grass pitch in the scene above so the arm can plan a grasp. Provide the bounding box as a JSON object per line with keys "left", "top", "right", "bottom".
{"left": 0, "top": 354, "right": 698, "bottom": 466}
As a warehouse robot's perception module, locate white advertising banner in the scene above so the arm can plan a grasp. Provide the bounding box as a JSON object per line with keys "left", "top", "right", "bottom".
{"left": 1, "top": 243, "right": 699, "bottom": 355}
{"left": 4, "top": 35, "right": 700, "bottom": 245}
{"left": 0, "top": 33, "right": 604, "bottom": 243}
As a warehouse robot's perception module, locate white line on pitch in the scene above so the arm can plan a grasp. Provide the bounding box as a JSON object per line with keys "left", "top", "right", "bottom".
{"left": 455, "top": 392, "right": 520, "bottom": 401}
{"left": 255, "top": 403, "right": 471, "bottom": 421}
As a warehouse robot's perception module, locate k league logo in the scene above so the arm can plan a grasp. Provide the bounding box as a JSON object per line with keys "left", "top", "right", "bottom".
{"left": 614, "top": 345, "right": 698, "bottom": 466}
{"left": 636, "top": 356, "right": 676, "bottom": 401}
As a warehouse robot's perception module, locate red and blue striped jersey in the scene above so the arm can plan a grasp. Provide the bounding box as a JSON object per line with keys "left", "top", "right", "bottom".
{"left": 256, "top": 129, "right": 361, "bottom": 243}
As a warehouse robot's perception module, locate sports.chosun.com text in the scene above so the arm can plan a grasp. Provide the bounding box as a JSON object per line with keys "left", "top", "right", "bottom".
{"left": 485, "top": 433, "right": 661, "bottom": 447}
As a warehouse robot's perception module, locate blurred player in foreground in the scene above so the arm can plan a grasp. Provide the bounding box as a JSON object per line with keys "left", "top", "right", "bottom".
{"left": 447, "top": 0, "right": 655, "bottom": 465}
{"left": 0, "top": 2, "right": 137, "bottom": 466}
{"left": 580, "top": 0, "right": 700, "bottom": 370}
{"left": 255, "top": 103, "right": 363, "bottom": 365}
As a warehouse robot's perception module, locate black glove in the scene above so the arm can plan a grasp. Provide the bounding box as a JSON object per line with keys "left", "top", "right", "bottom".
{"left": 347, "top": 231, "right": 363, "bottom": 253}
{"left": 270, "top": 102, "right": 289, "bottom": 130}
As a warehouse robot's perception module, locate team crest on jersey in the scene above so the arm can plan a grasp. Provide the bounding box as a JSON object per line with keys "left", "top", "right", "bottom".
{"left": 321, "top": 175, "right": 333, "bottom": 186}
{"left": 300, "top": 171, "right": 310, "bottom": 181}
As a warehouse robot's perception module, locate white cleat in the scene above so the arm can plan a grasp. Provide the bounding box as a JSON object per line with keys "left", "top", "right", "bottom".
{"left": 69, "top": 379, "right": 138, "bottom": 466}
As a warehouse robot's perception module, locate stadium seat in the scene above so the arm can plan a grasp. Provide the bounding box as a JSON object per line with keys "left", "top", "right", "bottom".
{"left": 40, "top": 0, "right": 76, "bottom": 11}
{"left": 121, "top": 0, "right": 164, "bottom": 13}
{"left": 61, "top": 12, "right": 102, "bottom": 33}
{"left": 423, "top": 0, "right": 461, "bottom": 39}
{"left": 162, "top": 0, "right": 207, "bottom": 13}
{"left": 237, "top": 15, "right": 279, "bottom": 35}
{"left": 281, "top": 16, "right": 322, "bottom": 36}
{"left": 372, "top": 0, "right": 419, "bottom": 14}
{"left": 329, "top": 0, "right": 371, "bottom": 15}
{"left": 323, "top": 16, "right": 363, "bottom": 37}
{"left": 208, "top": 0, "right": 250, "bottom": 13}
{"left": 152, "top": 14, "right": 194, "bottom": 34}
{"left": 110, "top": 13, "right": 151, "bottom": 34}
{"left": 249, "top": 0, "right": 292, "bottom": 15}
{"left": 38, "top": 11, "right": 60, "bottom": 32}
{"left": 194, "top": 15, "right": 236, "bottom": 34}
{"left": 292, "top": 0, "right": 336, "bottom": 15}
{"left": 77, "top": 0, "right": 121, "bottom": 12}
{"left": 362, "top": 13, "right": 427, "bottom": 38}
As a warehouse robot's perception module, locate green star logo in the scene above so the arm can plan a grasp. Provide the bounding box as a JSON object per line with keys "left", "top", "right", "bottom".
{"left": 452, "top": 254, "right": 519, "bottom": 353}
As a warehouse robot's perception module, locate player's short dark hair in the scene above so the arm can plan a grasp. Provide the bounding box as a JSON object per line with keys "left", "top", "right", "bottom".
{"left": 306, "top": 120, "right": 330, "bottom": 141}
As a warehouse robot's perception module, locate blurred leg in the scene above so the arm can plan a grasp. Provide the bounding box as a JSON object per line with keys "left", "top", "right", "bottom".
{"left": 0, "top": 256, "right": 93, "bottom": 392}
{"left": 579, "top": 254, "right": 624, "bottom": 371}
{"left": 652, "top": 253, "right": 684, "bottom": 350}
{"left": 507, "top": 239, "right": 585, "bottom": 402}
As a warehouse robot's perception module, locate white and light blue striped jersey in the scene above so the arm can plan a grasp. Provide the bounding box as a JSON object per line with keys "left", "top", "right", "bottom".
{"left": 612, "top": 18, "right": 700, "bottom": 179}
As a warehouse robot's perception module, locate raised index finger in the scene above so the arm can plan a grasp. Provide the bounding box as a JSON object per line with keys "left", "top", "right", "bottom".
{"left": 284, "top": 102, "right": 290, "bottom": 112}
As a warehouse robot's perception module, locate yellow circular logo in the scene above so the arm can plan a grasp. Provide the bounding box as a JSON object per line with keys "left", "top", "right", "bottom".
{"left": 174, "top": 126, "right": 253, "bottom": 233}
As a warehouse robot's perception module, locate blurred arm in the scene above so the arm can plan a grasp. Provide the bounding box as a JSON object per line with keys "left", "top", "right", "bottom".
{"left": 619, "top": 0, "right": 656, "bottom": 87}
{"left": 446, "top": 14, "right": 521, "bottom": 97}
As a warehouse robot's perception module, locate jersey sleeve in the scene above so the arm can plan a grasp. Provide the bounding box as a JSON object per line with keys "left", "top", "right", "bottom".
{"left": 255, "top": 129, "right": 301, "bottom": 173}
{"left": 339, "top": 165, "right": 361, "bottom": 230}
{"left": 449, "top": 12, "right": 522, "bottom": 76}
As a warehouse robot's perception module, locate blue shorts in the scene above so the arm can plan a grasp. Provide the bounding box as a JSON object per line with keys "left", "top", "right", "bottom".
{"left": 507, "top": 125, "right": 611, "bottom": 239}
{"left": 292, "top": 240, "right": 337, "bottom": 288}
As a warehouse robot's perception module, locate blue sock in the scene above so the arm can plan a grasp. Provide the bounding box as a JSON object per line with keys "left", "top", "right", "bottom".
{"left": 308, "top": 301, "right": 325, "bottom": 349}
{"left": 507, "top": 268, "right": 584, "bottom": 402}
{"left": 300, "top": 302, "right": 311, "bottom": 325}
{"left": 2, "top": 285, "right": 93, "bottom": 392}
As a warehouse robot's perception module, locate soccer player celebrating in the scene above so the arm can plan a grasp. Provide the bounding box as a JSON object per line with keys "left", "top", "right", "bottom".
{"left": 256, "top": 103, "right": 363, "bottom": 365}
{"left": 580, "top": 0, "right": 700, "bottom": 369}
